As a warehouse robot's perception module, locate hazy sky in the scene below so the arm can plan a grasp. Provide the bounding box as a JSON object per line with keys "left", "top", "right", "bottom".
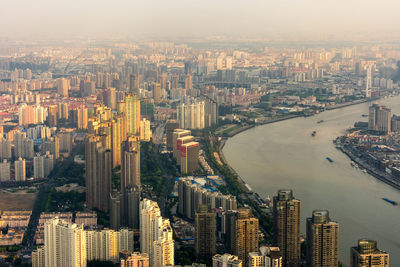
{"left": 1, "top": 0, "right": 400, "bottom": 41}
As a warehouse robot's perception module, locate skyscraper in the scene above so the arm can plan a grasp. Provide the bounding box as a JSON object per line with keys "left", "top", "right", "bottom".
{"left": 180, "top": 141, "right": 200, "bottom": 174}
{"left": 177, "top": 100, "right": 205, "bottom": 129}
{"left": 230, "top": 208, "right": 259, "bottom": 265}
{"left": 57, "top": 78, "right": 69, "bottom": 97}
{"left": 126, "top": 186, "right": 141, "bottom": 229}
{"left": 121, "top": 136, "right": 141, "bottom": 226}
{"left": 0, "top": 159, "right": 10, "bottom": 182}
{"left": 86, "top": 228, "right": 134, "bottom": 264}
{"left": 152, "top": 82, "right": 161, "bottom": 104}
{"left": 368, "top": 104, "right": 391, "bottom": 133}
{"left": 77, "top": 105, "right": 88, "bottom": 129}
{"left": 139, "top": 199, "right": 174, "bottom": 267}
{"left": 365, "top": 66, "right": 372, "bottom": 98}
{"left": 129, "top": 74, "right": 140, "bottom": 95}
{"left": 166, "top": 120, "right": 179, "bottom": 150}
{"left": 185, "top": 74, "right": 193, "bottom": 90}
{"left": 273, "top": 189, "right": 301, "bottom": 267}
{"left": 33, "top": 152, "right": 54, "bottom": 179}
{"left": 195, "top": 205, "right": 217, "bottom": 261}
{"left": 172, "top": 129, "right": 191, "bottom": 160}
{"left": 44, "top": 218, "right": 87, "bottom": 267}
{"left": 85, "top": 135, "right": 112, "bottom": 212}
{"left": 350, "top": 239, "right": 389, "bottom": 267}
{"left": 111, "top": 114, "right": 126, "bottom": 168}
{"left": 306, "top": 210, "right": 339, "bottom": 267}
{"left": 47, "top": 105, "right": 58, "bottom": 127}
{"left": 86, "top": 229, "right": 119, "bottom": 263}
{"left": 14, "top": 157, "right": 26, "bottom": 181}
{"left": 121, "top": 136, "right": 141, "bottom": 192}
{"left": 125, "top": 94, "right": 141, "bottom": 135}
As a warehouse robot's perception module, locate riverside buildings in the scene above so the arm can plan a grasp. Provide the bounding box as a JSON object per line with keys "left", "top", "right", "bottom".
{"left": 350, "top": 239, "right": 389, "bottom": 267}
{"left": 195, "top": 205, "right": 217, "bottom": 261}
{"left": 368, "top": 104, "right": 391, "bottom": 133}
{"left": 306, "top": 210, "right": 339, "bottom": 267}
{"left": 273, "top": 189, "right": 301, "bottom": 267}
{"left": 177, "top": 176, "right": 237, "bottom": 220}
{"left": 229, "top": 208, "right": 259, "bottom": 265}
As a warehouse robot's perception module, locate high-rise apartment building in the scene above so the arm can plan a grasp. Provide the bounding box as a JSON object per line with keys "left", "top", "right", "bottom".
{"left": 365, "top": 66, "right": 372, "bottom": 98}
{"left": 32, "top": 246, "right": 45, "bottom": 267}
{"left": 306, "top": 210, "right": 339, "bottom": 267}
{"left": 229, "top": 208, "right": 259, "bottom": 265}
{"left": 205, "top": 98, "right": 218, "bottom": 127}
{"left": 195, "top": 205, "right": 217, "bottom": 261}
{"left": 86, "top": 228, "right": 134, "bottom": 263}
{"left": 58, "top": 103, "right": 69, "bottom": 120}
{"left": 120, "top": 136, "right": 141, "bottom": 227}
{"left": 139, "top": 199, "right": 174, "bottom": 267}
{"left": 249, "top": 246, "right": 282, "bottom": 267}
{"left": 111, "top": 114, "right": 126, "bottom": 168}
{"left": 152, "top": 82, "right": 161, "bottom": 104}
{"left": 121, "top": 136, "right": 141, "bottom": 191}
{"left": 185, "top": 74, "right": 193, "bottom": 90}
{"left": 110, "top": 192, "right": 121, "bottom": 230}
{"left": 86, "top": 229, "right": 119, "bottom": 263}
{"left": 139, "top": 118, "right": 152, "bottom": 141}
{"left": 180, "top": 141, "right": 200, "bottom": 174}
{"left": 0, "top": 139, "right": 12, "bottom": 159}
{"left": 14, "top": 157, "right": 26, "bottom": 181}
{"left": 44, "top": 218, "right": 87, "bottom": 267}
{"left": 57, "top": 78, "right": 69, "bottom": 97}
{"left": 177, "top": 177, "right": 237, "bottom": 220}
{"left": 177, "top": 100, "right": 205, "bottom": 129}
{"left": 166, "top": 120, "right": 179, "bottom": 150}
{"left": 172, "top": 129, "right": 191, "bottom": 160}
{"left": 0, "top": 159, "right": 10, "bottom": 182}
{"left": 212, "top": 253, "right": 242, "bottom": 267}
{"left": 14, "top": 131, "right": 33, "bottom": 159}
{"left": 176, "top": 135, "right": 194, "bottom": 164}
{"left": 368, "top": 104, "right": 391, "bottom": 133}
{"left": 125, "top": 94, "right": 141, "bottom": 135}
{"left": 47, "top": 105, "right": 58, "bottom": 127}
{"left": 77, "top": 105, "right": 88, "bottom": 129}
{"left": 103, "top": 87, "right": 117, "bottom": 110}
{"left": 129, "top": 74, "right": 140, "bottom": 95}
{"left": 34, "top": 155, "right": 45, "bottom": 179}
{"left": 350, "top": 239, "right": 389, "bottom": 267}
{"left": 126, "top": 186, "right": 141, "bottom": 229}
{"left": 273, "top": 189, "right": 301, "bottom": 267}
{"left": 85, "top": 135, "right": 112, "bottom": 212}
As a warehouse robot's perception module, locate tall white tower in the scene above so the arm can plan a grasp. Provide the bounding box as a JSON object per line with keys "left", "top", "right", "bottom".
{"left": 365, "top": 66, "right": 372, "bottom": 98}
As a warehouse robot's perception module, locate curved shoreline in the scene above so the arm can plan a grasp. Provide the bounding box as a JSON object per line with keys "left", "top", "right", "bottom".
{"left": 218, "top": 95, "right": 399, "bottom": 194}
{"left": 226, "top": 97, "right": 382, "bottom": 138}
{"left": 335, "top": 140, "right": 400, "bottom": 191}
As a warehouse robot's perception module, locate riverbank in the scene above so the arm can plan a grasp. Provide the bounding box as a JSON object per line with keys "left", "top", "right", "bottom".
{"left": 335, "top": 138, "right": 400, "bottom": 191}
{"left": 218, "top": 139, "right": 252, "bottom": 193}
{"left": 225, "top": 96, "right": 385, "bottom": 138}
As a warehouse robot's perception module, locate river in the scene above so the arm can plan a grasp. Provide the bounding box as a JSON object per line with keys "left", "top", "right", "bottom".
{"left": 223, "top": 97, "right": 400, "bottom": 265}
